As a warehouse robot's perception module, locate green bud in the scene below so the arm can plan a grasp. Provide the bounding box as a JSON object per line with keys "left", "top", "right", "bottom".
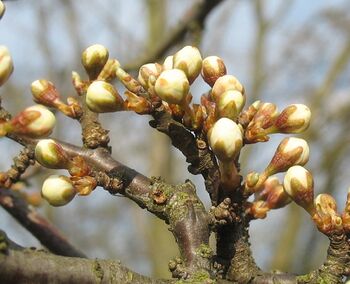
{"left": 82, "top": 44, "right": 109, "bottom": 80}
{"left": 86, "top": 80, "right": 123, "bottom": 113}
{"left": 154, "top": 69, "right": 189, "bottom": 104}
{"left": 201, "top": 56, "right": 227, "bottom": 87}
{"left": 41, "top": 175, "right": 76, "bottom": 206}
{"left": 0, "top": 45, "right": 13, "bottom": 86}
{"left": 208, "top": 117, "right": 243, "bottom": 162}
{"left": 35, "top": 139, "right": 70, "bottom": 169}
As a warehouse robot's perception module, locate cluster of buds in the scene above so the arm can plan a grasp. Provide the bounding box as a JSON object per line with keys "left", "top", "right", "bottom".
{"left": 246, "top": 176, "right": 291, "bottom": 219}
{"left": 79, "top": 44, "right": 153, "bottom": 114}
{"left": 31, "top": 79, "right": 81, "bottom": 118}
{"left": 0, "top": 45, "right": 13, "bottom": 87}
{"left": 35, "top": 139, "right": 91, "bottom": 177}
{"left": 35, "top": 139, "right": 97, "bottom": 206}
{"left": 245, "top": 103, "right": 311, "bottom": 143}
{"left": 282, "top": 165, "right": 347, "bottom": 236}
{"left": 244, "top": 137, "right": 310, "bottom": 195}
{"left": 0, "top": 105, "right": 56, "bottom": 138}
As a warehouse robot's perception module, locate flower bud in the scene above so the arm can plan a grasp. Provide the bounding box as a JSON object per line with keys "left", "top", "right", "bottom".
{"left": 163, "top": 55, "right": 173, "bottom": 70}
{"left": 138, "top": 63, "right": 162, "bottom": 89}
{"left": 275, "top": 104, "right": 311, "bottom": 133}
{"left": 154, "top": 69, "right": 189, "bottom": 104}
{"left": 208, "top": 117, "right": 243, "bottom": 162}
{"left": 262, "top": 177, "right": 291, "bottom": 209}
{"left": 216, "top": 90, "right": 245, "bottom": 120}
{"left": 211, "top": 75, "right": 244, "bottom": 101}
{"left": 265, "top": 137, "right": 309, "bottom": 175}
{"left": 41, "top": 175, "right": 76, "bottom": 207}
{"left": 313, "top": 193, "right": 343, "bottom": 234}
{"left": 173, "top": 46, "right": 202, "bottom": 84}
{"left": 283, "top": 166, "right": 314, "bottom": 212}
{"left": 124, "top": 90, "right": 151, "bottom": 114}
{"left": 31, "top": 79, "right": 60, "bottom": 106}
{"left": 0, "top": 1, "right": 5, "bottom": 19}
{"left": 35, "top": 139, "right": 70, "bottom": 169}
{"left": 201, "top": 56, "right": 227, "bottom": 87}
{"left": 12, "top": 105, "right": 56, "bottom": 137}
{"left": 86, "top": 80, "right": 123, "bottom": 113}
{"left": 0, "top": 46, "right": 13, "bottom": 86}
{"left": 81, "top": 44, "right": 109, "bottom": 80}
{"left": 239, "top": 100, "right": 261, "bottom": 127}
{"left": 245, "top": 102, "right": 279, "bottom": 143}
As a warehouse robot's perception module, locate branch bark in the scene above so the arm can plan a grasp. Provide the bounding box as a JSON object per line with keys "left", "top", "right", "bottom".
{"left": 0, "top": 247, "right": 173, "bottom": 284}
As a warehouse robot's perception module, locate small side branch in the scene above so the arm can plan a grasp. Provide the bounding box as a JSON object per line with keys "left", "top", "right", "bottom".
{"left": 150, "top": 106, "right": 220, "bottom": 204}
{"left": 0, "top": 188, "right": 86, "bottom": 258}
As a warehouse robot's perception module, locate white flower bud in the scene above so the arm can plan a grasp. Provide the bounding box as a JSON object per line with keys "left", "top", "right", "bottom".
{"left": 216, "top": 90, "right": 245, "bottom": 120}
{"left": 154, "top": 69, "right": 189, "bottom": 104}
{"left": 283, "top": 137, "right": 309, "bottom": 165}
{"left": 0, "top": 1, "right": 5, "bottom": 19}
{"left": 211, "top": 75, "right": 244, "bottom": 101}
{"left": 41, "top": 175, "right": 76, "bottom": 207}
{"left": 208, "top": 117, "right": 243, "bottom": 162}
{"left": 82, "top": 44, "right": 109, "bottom": 79}
{"left": 35, "top": 139, "right": 69, "bottom": 169}
{"left": 283, "top": 165, "right": 314, "bottom": 211}
{"left": 173, "top": 46, "right": 202, "bottom": 83}
{"left": 0, "top": 45, "right": 13, "bottom": 86}
{"left": 31, "top": 79, "right": 60, "bottom": 106}
{"left": 266, "top": 137, "right": 309, "bottom": 175}
{"left": 86, "top": 80, "right": 123, "bottom": 113}
{"left": 275, "top": 104, "right": 311, "bottom": 133}
{"left": 201, "top": 56, "right": 227, "bottom": 86}
{"left": 163, "top": 55, "right": 173, "bottom": 70}
{"left": 137, "top": 63, "right": 162, "bottom": 89}
{"left": 14, "top": 105, "right": 56, "bottom": 137}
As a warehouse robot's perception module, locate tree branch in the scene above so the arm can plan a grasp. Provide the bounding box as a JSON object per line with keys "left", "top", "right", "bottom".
{"left": 150, "top": 106, "right": 220, "bottom": 205}
{"left": 124, "top": 0, "right": 224, "bottom": 71}
{"left": 0, "top": 247, "right": 173, "bottom": 284}
{"left": 0, "top": 188, "right": 86, "bottom": 258}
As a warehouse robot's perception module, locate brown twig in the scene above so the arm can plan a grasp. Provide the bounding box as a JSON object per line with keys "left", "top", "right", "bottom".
{"left": 123, "top": 0, "right": 224, "bottom": 71}
{"left": 0, "top": 188, "right": 86, "bottom": 258}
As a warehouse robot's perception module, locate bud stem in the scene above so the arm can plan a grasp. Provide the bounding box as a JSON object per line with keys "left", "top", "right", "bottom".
{"left": 219, "top": 161, "right": 240, "bottom": 190}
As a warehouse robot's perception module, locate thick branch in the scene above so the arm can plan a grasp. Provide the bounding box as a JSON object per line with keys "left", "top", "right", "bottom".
{"left": 0, "top": 188, "right": 86, "bottom": 258}
{"left": 0, "top": 247, "right": 172, "bottom": 284}
{"left": 297, "top": 232, "right": 350, "bottom": 284}
{"left": 150, "top": 106, "right": 220, "bottom": 205}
